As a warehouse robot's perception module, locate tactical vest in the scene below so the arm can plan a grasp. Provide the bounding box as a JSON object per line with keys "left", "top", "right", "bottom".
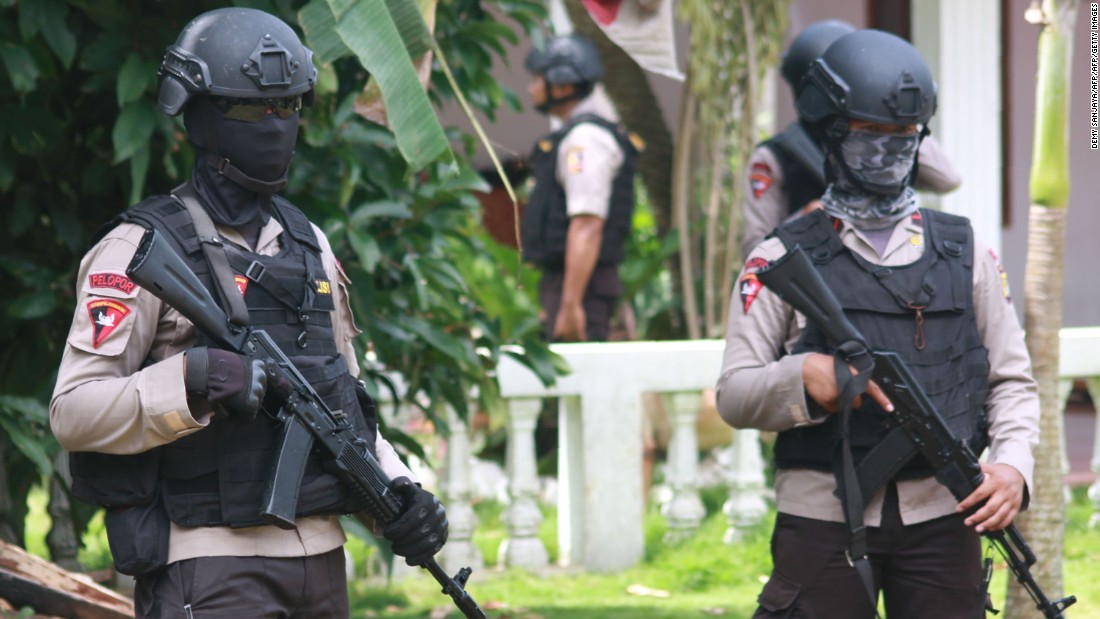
{"left": 69, "top": 192, "right": 378, "bottom": 527}
{"left": 521, "top": 113, "right": 640, "bottom": 269}
{"left": 771, "top": 209, "right": 990, "bottom": 480}
{"left": 759, "top": 121, "right": 827, "bottom": 216}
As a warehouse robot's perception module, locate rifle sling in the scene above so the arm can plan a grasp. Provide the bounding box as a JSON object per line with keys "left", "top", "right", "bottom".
{"left": 172, "top": 183, "right": 251, "bottom": 328}
{"left": 831, "top": 352, "right": 881, "bottom": 617}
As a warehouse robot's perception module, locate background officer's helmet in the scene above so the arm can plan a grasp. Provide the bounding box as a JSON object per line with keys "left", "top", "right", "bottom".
{"left": 525, "top": 34, "right": 604, "bottom": 98}
{"left": 795, "top": 29, "right": 937, "bottom": 133}
{"left": 780, "top": 19, "right": 855, "bottom": 97}
{"left": 157, "top": 7, "right": 318, "bottom": 117}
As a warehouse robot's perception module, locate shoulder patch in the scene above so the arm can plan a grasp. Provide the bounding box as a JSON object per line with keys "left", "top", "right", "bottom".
{"left": 87, "top": 299, "right": 132, "bottom": 349}
{"left": 234, "top": 275, "right": 249, "bottom": 296}
{"left": 565, "top": 145, "right": 585, "bottom": 175}
{"left": 749, "top": 162, "right": 773, "bottom": 199}
{"left": 989, "top": 248, "right": 1012, "bottom": 303}
{"left": 88, "top": 272, "right": 137, "bottom": 295}
{"left": 739, "top": 257, "right": 771, "bottom": 314}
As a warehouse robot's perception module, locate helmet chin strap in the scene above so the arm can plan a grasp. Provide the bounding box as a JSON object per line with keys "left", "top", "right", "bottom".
{"left": 535, "top": 81, "right": 592, "bottom": 115}
{"left": 201, "top": 103, "right": 289, "bottom": 194}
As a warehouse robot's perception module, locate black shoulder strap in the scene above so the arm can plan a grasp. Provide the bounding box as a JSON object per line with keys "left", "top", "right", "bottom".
{"left": 772, "top": 209, "right": 844, "bottom": 264}
{"left": 767, "top": 122, "right": 826, "bottom": 185}
{"left": 559, "top": 113, "right": 641, "bottom": 158}
{"left": 271, "top": 196, "right": 323, "bottom": 254}
{"left": 172, "top": 182, "right": 250, "bottom": 328}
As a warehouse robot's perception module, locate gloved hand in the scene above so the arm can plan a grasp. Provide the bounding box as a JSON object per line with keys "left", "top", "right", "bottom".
{"left": 185, "top": 347, "right": 267, "bottom": 422}
{"left": 382, "top": 477, "right": 448, "bottom": 567}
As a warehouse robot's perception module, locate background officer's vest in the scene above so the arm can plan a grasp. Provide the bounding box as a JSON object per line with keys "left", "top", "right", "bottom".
{"left": 770, "top": 209, "right": 990, "bottom": 480}
{"left": 70, "top": 195, "right": 378, "bottom": 527}
{"left": 759, "top": 121, "right": 827, "bottom": 216}
{"left": 521, "top": 113, "right": 640, "bottom": 269}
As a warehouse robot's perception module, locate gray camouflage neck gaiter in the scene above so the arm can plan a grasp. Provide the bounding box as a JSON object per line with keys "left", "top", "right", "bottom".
{"left": 821, "top": 130, "right": 921, "bottom": 231}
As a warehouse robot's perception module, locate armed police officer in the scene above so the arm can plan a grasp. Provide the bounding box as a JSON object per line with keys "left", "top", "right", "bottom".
{"left": 717, "top": 30, "right": 1038, "bottom": 618}
{"left": 521, "top": 33, "right": 641, "bottom": 342}
{"left": 740, "top": 19, "right": 963, "bottom": 258}
{"left": 50, "top": 9, "right": 447, "bottom": 618}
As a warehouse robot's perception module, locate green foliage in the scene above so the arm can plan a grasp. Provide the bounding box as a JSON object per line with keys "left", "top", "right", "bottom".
{"left": 0, "top": 0, "right": 554, "bottom": 548}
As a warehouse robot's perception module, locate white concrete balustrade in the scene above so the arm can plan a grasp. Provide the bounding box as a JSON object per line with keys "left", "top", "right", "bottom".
{"left": 422, "top": 327, "right": 1100, "bottom": 573}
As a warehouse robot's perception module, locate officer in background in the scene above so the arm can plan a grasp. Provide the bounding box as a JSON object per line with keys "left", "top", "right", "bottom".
{"left": 740, "top": 19, "right": 963, "bottom": 258}
{"left": 50, "top": 9, "right": 447, "bottom": 617}
{"left": 521, "top": 33, "right": 641, "bottom": 343}
{"left": 717, "top": 30, "right": 1038, "bottom": 618}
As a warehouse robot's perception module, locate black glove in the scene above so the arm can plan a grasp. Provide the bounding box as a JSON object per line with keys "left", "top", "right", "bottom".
{"left": 185, "top": 347, "right": 267, "bottom": 422}
{"left": 382, "top": 477, "right": 448, "bottom": 567}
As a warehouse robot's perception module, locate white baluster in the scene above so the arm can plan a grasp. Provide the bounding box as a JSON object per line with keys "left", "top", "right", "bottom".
{"left": 498, "top": 398, "right": 549, "bottom": 568}
{"left": 439, "top": 403, "right": 483, "bottom": 573}
{"left": 722, "top": 428, "right": 769, "bottom": 543}
{"left": 1059, "top": 380, "right": 1074, "bottom": 506}
{"left": 1087, "top": 377, "right": 1100, "bottom": 529}
{"left": 661, "top": 392, "right": 705, "bottom": 541}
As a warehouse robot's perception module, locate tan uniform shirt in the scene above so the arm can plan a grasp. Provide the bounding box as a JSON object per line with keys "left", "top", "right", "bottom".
{"left": 716, "top": 214, "right": 1038, "bottom": 526}
{"left": 741, "top": 136, "right": 963, "bottom": 258}
{"left": 556, "top": 87, "right": 625, "bottom": 220}
{"left": 51, "top": 216, "right": 415, "bottom": 563}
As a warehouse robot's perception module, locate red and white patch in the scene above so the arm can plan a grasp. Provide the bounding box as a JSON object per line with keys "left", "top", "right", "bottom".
{"left": 749, "top": 162, "right": 774, "bottom": 199}
{"left": 87, "top": 272, "right": 136, "bottom": 295}
{"left": 739, "top": 274, "right": 764, "bottom": 314}
{"left": 234, "top": 275, "right": 249, "bottom": 296}
{"left": 87, "top": 299, "right": 132, "bottom": 349}
{"left": 744, "top": 257, "right": 770, "bottom": 273}
{"left": 911, "top": 211, "right": 923, "bottom": 223}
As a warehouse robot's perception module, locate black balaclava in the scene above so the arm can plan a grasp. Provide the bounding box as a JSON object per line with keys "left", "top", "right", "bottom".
{"left": 183, "top": 96, "right": 300, "bottom": 231}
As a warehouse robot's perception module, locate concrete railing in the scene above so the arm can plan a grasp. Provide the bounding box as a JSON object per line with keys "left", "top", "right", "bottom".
{"left": 432, "top": 327, "right": 1100, "bottom": 574}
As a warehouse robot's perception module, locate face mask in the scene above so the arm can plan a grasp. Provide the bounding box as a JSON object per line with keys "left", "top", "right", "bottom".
{"left": 839, "top": 130, "right": 920, "bottom": 195}
{"left": 208, "top": 110, "right": 300, "bottom": 183}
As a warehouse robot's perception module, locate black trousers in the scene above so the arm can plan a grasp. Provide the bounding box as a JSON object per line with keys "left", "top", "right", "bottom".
{"left": 538, "top": 264, "right": 622, "bottom": 342}
{"left": 135, "top": 547, "right": 349, "bottom": 619}
{"left": 753, "top": 484, "right": 985, "bottom": 619}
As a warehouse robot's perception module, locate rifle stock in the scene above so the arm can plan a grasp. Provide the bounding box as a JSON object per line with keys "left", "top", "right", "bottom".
{"left": 126, "top": 228, "right": 487, "bottom": 618}
{"left": 755, "top": 246, "right": 1075, "bottom": 619}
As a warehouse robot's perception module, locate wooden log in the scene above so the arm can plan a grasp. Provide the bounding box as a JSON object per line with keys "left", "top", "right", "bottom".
{"left": 0, "top": 540, "right": 133, "bottom": 619}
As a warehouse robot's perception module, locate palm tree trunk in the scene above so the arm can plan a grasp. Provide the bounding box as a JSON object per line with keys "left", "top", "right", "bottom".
{"left": 1004, "top": 0, "right": 1077, "bottom": 616}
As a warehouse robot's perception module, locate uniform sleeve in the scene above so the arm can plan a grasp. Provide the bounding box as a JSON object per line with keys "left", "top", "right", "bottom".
{"left": 914, "top": 136, "right": 962, "bottom": 194}
{"left": 313, "top": 224, "right": 362, "bottom": 377}
{"left": 50, "top": 224, "right": 207, "bottom": 455}
{"left": 715, "top": 239, "right": 818, "bottom": 432}
{"left": 557, "top": 123, "right": 624, "bottom": 219}
{"left": 741, "top": 146, "right": 789, "bottom": 259}
{"left": 972, "top": 241, "right": 1039, "bottom": 493}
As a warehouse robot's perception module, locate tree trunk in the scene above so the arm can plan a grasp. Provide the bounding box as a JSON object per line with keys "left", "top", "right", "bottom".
{"left": 1004, "top": 0, "right": 1076, "bottom": 616}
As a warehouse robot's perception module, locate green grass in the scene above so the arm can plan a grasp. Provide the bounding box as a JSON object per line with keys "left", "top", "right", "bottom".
{"left": 22, "top": 486, "right": 1100, "bottom": 618}
{"left": 347, "top": 487, "right": 1100, "bottom": 618}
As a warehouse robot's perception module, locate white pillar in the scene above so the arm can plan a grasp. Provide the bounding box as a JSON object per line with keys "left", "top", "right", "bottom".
{"left": 911, "top": 0, "right": 1003, "bottom": 254}
{"left": 722, "top": 428, "right": 769, "bottom": 543}
{"left": 498, "top": 398, "right": 549, "bottom": 568}
{"left": 439, "top": 403, "right": 483, "bottom": 573}
{"left": 661, "top": 392, "right": 706, "bottom": 541}
{"left": 558, "top": 385, "right": 646, "bottom": 571}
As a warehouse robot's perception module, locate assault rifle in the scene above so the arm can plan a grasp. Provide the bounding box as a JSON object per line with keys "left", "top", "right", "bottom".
{"left": 126, "top": 228, "right": 486, "bottom": 619}
{"left": 755, "top": 246, "right": 1076, "bottom": 619}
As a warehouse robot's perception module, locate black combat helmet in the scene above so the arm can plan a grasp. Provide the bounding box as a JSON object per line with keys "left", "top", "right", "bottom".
{"left": 525, "top": 33, "right": 604, "bottom": 90}
{"left": 780, "top": 19, "right": 855, "bottom": 95}
{"left": 157, "top": 7, "right": 318, "bottom": 116}
{"left": 796, "top": 29, "right": 937, "bottom": 129}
